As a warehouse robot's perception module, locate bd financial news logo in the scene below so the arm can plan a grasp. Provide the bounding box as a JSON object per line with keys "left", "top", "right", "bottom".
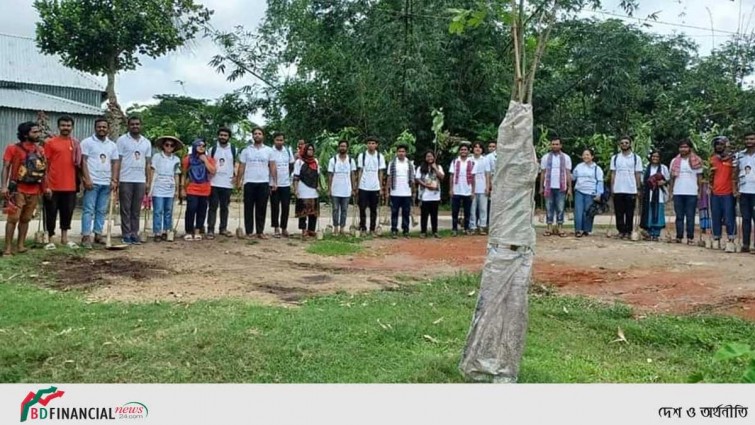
{"left": 20, "top": 387, "right": 148, "bottom": 422}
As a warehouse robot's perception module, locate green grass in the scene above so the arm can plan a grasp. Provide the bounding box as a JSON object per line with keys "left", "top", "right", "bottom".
{"left": 0, "top": 250, "right": 753, "bottom": 383}
{"left": 306, "top": 239, "right": 363, "bottom": 256}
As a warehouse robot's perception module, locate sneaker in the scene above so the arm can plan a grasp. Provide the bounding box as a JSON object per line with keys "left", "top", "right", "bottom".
{"left": 153, "top": 235, "right": 161, "bottom": 243}
{"left": 81, "top": 236, "right": 93, "bottom": 249}
{"left": 433, "top": 233, "right": 440, "bottom": 239}
{"left": 131, "top": 235, "right": 142, "bottom": 245}
{"left": 452, "top": 230, "right": 458, "bottom": 237}
{"left": 402, "top": 232, "right": 409, "bottom": 239}
{"left": 221, "top": 230, "right": 233, "bottom": 237}
{"left": 391, "top": 231, "right": 398, "bottom": 239}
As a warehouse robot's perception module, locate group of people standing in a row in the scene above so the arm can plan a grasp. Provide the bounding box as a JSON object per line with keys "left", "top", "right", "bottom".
{"left": 539, "top": 134, "right": 755, "bottom": 252}
{"left": 2, "top": 117, "right": 501, "bottom": 255}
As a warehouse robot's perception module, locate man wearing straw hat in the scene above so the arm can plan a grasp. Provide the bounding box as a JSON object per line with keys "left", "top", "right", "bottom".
{"left": 79, "top": 118, "right": 119, "bottom": 249}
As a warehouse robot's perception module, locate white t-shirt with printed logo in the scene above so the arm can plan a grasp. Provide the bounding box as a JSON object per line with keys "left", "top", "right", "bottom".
{"left": 117, "top": 133, "right": 152, "bottom": 183}
{"left": 81, "top": 135, "right": 118, "bottom": 186}
{"left": 270, "top": 146, "right": 295, "bottom": 187}
{"left": 150, "top": 152, "right": 180, "bottom": 198}
{"left": 610, "top": 152, "right": 643, "bottom": 194}
{"left": 415, "top": 166, "right": 443, "bottom": 202}
{"left": 387, "top": 158, "right": 412, "bottom": 197}
{"left": 328, "top": 155, "right": 357, "bottom": 198}
{"left": 737, "top": 150, "right": 755, "bottom": 194}
{"left": 240, "top": 144, "right": 273, "bottom": 184}
{"left": 472, "top": 155, "right": 489, "bottom": 194}
{"left": 449, "top": 157, "right": 474, "bottom": 196}
{"left": 357, "top": 151, "right": 386, "bottom": 191}
{"left": 671, "top": 157, "right": 703, "bottom": 196}
{"left": 210, "top": 144, "right": 235, "bottom": 189}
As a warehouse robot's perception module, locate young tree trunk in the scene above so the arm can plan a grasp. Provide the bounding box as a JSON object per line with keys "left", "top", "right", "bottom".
{"left": 105, "top": 68, "right": 126, "bottom": 140}
{"left": 459, "top": 101, "right": 538, "bottom": 383}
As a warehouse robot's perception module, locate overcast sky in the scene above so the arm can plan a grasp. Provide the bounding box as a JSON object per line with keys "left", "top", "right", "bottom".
{"left": 1, "top": 0, "right": 752, "bottom": 124}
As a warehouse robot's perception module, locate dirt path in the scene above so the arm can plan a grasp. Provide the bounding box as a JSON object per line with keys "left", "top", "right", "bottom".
{"left": 44, "top": 233, "right": 755, "bottom": 320}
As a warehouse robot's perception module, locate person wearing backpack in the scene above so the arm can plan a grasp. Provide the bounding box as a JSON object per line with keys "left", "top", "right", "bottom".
{"left": 2, "top": 122, "right": 46, "bottom": 256}
{"left": 386, "top": 144, "right": 415, "bottom": 238}
{"left": 356, "top": 136, "right": 386, "bottom": 236}
{"left": 269, "top": 132, "right": 295, "bottom": 238}
{"left": 42, "top": 115, "right": 81, "bottom": 249}
{"left": 609, "top": 136, "right": 644, "bottom": 239}
{"left": 328, "top": 139, "right": 357, "bottom": 236}
{"left": 207, "top": 127, "right": 237, "bottom": 239}
{"left": 181, "top": 139, "right": 216, "bottom": 241}
{"left": 572, "top": 148, "right": 604, "bottom": 237}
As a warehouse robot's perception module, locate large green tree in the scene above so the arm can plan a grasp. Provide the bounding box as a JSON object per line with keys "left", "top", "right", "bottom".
{"left": 34, "top": 0, "right": 213, "bottom": 136}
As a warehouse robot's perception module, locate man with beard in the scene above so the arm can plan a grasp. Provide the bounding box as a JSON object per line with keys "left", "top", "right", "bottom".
{"left": 79, "top": 118, "right": 119, "bottom": 248}
{"left": 269, "top": 132, "right": 295, "bottom": 237}
{"left": 42, "top": 116, "right": 81, "bottom": 249}
{"left": 116, "top": 116, "right": 152, "bottom": 245}
{"left": 709, "top": 136, "right": 737, "bottom": 247}
{"left": 357, "top": 136, "right": 386, "bottom": 237}
{"left": 207, "top": 127, "right": 237, "bottom": 238}
{"left": 2, "top": 122, "right": 46, "bottom": 256}
{"left": 328, "top": 139, "right": 357, "bottom": 236}
{"left": 736, "top": 132, "right": 755, "bottom": 253}
{"left": 609, "top": 136, "right": 643, "bottom": 239}
{"left": 237, "top": 127, "right": 277, "bottom": 239}
{"left": 386, "top": 144, "right": 414, "bottom": 238}
{"left": 539, "top": 136, "right": 572, "bottom": 237}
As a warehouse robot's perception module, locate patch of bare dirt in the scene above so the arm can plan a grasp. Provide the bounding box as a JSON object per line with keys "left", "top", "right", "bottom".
{"left": 44, "top": 257, "right": 168, "bottom": 289}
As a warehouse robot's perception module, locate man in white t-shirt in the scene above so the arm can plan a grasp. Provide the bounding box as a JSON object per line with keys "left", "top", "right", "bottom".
{"left": 449, "top": 143, "right": 475, "bottom": 236}
{"left": 236, "top": 127, "right": 277, "bottom": 239}
{"left": 207, "top": 127, "right": 237, "bottom": 238}
{"left": 115, "top": 116, "right": 152, "bottom": 245}
{"left": 357, "top": 136, "right": 386, "bottom": 236}
{"left": 79, "top": 118, "right": 119, "bottom": 248}
{"left": 269, "top": 132, "right": 295, "bottom": 238}
{"left": 470, "top": 142, "right": 491, "bottom": 235}
{"left": 669, "top": 139, "right": 703, "bottom": 243}
{"left": 735, "top": 132, "right": 755, "bottom": 252}
{"left": 328, "top": 139, "right": 357, "bottom": 235}
{"left": 539, "top": 137, "right": 572, "bottom": 236}
{"left": 609, "top": 136, "right": 644, "bottom": 239}
{"left": 386, "top": 144, "right": 414, "bottom": 238}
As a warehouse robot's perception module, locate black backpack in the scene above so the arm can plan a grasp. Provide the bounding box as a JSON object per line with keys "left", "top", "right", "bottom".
{"left": 15, "top": 143, "right": 46, "bottom": 184}
{"left": 210, "top": 144, "right": 237, "bottom": 162}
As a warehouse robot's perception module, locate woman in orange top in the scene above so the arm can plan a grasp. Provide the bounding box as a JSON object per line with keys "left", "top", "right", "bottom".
{"left": 181, "top": 139, "right": 216, "bottom": 241}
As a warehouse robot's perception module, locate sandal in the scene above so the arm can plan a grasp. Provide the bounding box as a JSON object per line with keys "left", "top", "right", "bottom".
{"left": 184, "top": 234, "right": 195, "bottom": 241}
{"left": 575, "top": 232, "right": 583, "bottom": 238}
{"left": 44, "top": 243, "right": 56, "bottom": 250}
{"left": 65, "top": 241, "right": 79, "bottom": 249}
{"left": 205, "top": 233, "right": 215, "bottom": 240}
{"left": 543, "top": 230, "right": 552, "bottom": 236}
{"left": 258, "top": 234, "right": 269, "bottom": 240}
{"left": 194, "top": 234, "right": 203, "bottom": 241}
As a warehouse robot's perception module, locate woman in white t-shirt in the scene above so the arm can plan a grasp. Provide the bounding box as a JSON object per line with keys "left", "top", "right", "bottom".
{"left": 415, "top": 151, "right": 445, "bottom": 238}
{"left": 571, "top": 149, "right": 604, "bottom": 237}
{"left": 293, "top": 143, "right": 320, "bottom": 240}
{"left": 149, "top": 136, "right": 182, "bottom": 241}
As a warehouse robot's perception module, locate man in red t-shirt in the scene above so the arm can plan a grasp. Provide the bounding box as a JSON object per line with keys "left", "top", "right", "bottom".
{"left": 710, "top": 136, "right": 738, "bottom": 244}
{"left": 43, "top": 115, "right": 80, "bottom": 249}
{"left": 2, "top": 122, "right": 45, "bottom": 256}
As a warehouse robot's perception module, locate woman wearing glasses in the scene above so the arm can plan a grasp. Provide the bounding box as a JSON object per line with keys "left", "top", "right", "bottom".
{"left": 150, "top": 136, "right": 183, "bottom": 242}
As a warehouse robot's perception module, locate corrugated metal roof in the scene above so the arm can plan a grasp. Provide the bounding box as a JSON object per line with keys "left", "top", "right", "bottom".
{"left": 0, "top": 88, "right": 104, "bottom": 115}
{"left": 0, "top": 33, "right": 105, "bottom": 91}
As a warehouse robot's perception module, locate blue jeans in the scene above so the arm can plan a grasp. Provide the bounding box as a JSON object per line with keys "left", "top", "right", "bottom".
{"left": 673, "top": 195, "right": 697, "bottom": 239}
{"left": 545, "top": 189, "right": 566, "bottom": 225}
{"left": 711, "top": 194, "right": 735, "bottom": 239}
{"left": 390, "top": 196, "right": 411, "bottom": 234}
{"left": 574, "top": 191, "right": 596, "bottom": 233}
{"left": 81, "top": 184, "right": 110, "bottom": 236}
{"left": 469, "top": 193, "right": 488, "bottom": 230}
{"left": 152, "top": 197, "right": 174, "bottom": 234}
{"left": 331, "top": 196, "right": 350, "bottom": 228}
{"left": 741, "top": 193, "right": 755, "bottom": 248}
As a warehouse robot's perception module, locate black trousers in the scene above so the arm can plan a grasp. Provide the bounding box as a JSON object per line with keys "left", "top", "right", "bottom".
{"left": 613, "top": 193, "right": 636, "bottom": 235}
{"left": 358, "top": 189, "right": 379, "bottom": 231}
{"left": 43, "top": 191, "right": 76, "bottom": 236}
{"left": 298, "top": 215, "right": 316, "bottom": 232}
{"left": 244, "top": 183, "right": 270, "bottom": 235}
{"left": 270, "top": 186, "right": 291, "bottom": 230}
{"left": 421, "top": 200, "right": 440, "bottom": 234}
{"left": 207, "top": 186, "right": 232, "bottom": 233}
